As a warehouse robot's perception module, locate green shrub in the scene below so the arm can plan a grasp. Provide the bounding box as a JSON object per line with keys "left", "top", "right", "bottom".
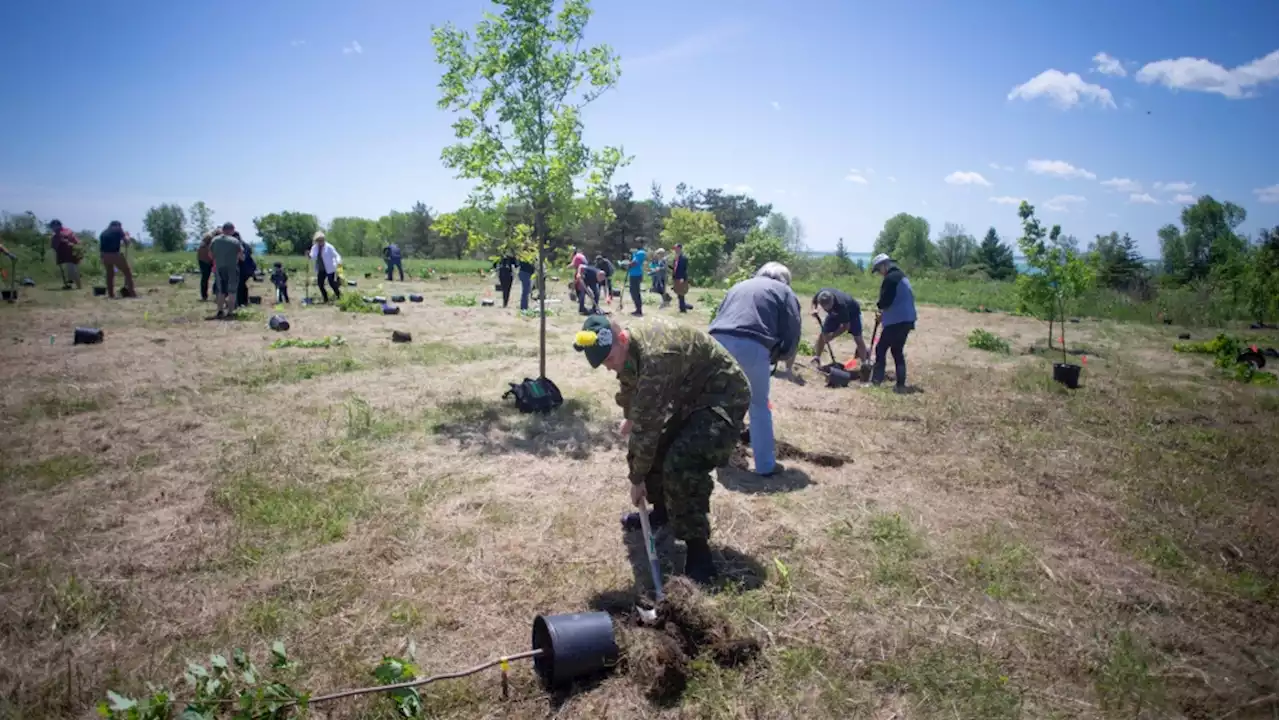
{"left": 444, "top": 294, "right": 477, "bottom": 307}
{"left": 337, "top": 292, "right": 379, "bottom": 314}
{"left": 968, "top": 329, "right": 1010, "bottom": 354}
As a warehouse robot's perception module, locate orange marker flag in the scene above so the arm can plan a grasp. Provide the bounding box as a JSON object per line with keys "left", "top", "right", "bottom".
{"left": 1081, "top": 355, "right": 1088, "bottom": 365}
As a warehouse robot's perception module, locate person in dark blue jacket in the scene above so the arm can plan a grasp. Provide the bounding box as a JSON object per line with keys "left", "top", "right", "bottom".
{"left": 871, "top": 253, "right": 917, "bottom": 392}
{"left": 672, "top": 244, "right": 691, "bottom": 312}
{"left": 708, "top": 261, "right": 802, "bottom": 476}
{"left": 235, "top": 232, "right": 256, "bottom": 309}
{"left": 810, "top": 287, "right": 868, "bottom": 364}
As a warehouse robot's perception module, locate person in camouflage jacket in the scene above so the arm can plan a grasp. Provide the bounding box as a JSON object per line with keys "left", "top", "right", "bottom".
{"left": 573, "top": 315, "right": 750, "bottom": 584}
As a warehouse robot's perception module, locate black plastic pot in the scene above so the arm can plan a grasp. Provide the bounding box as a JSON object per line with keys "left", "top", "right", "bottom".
{"left": 381, "top": 303, "right": 400, "bottom": 315}
{"left": 408, "top": 294, "right": 423, "bottom": 302}
{"left": 1237, "top": 350, "right": 1266, "bottom": 369}
{"left": 93, "top": 286, "right": 107, "bottom": 297}
{"left": 481, "top": 298, "right": 495, "bottom": 307}
{"left": 390, "top": 294, "right": 406, "bottom": 302}
{"left": 364, "top": 272, "right": 372, "bottom": 279}
{"left": 391, "top": 330, "right": 412, "bottom": 343}
{"left": 822, "top": 364, "right": 852, "bottom": 388}
{"left": 494, "top": 283, "right": 503, "bottom": 291}
{"left": 268, "top": 315, "right": 290, "bottom": 332}
{"left": 1052, "top": 362, "right": 1081, "bottom": 389}
{"left": 347, "top": 280, "right": 358, "bottom": 287}
{"left": 1, "top": 290, "right": 15, "bottom": 302}
{"left": 168, "top": 275, "right": 184, "bottom": 284}
{"left": 253, "top": 273, "right": 265, "bottom": 282}
{"left": 74, "top": 327, "right": 105, "bottom": 345}
{"left": 20, "top": 278, "right": 34, "bottom": 287}
{"left": 531, "top": 611, "right": 618, "bottom": 689}
{"left": 373, "top": 296, "right": 387, "bottom": 303}
{"left": 301, "top": 297, "right": 315, "bottom": 306}
{"left": 1177, "top": 332, "right": 1191, "bottom": 340}
{"left": 248, "top": 296, "right": 262, "bottom": 305}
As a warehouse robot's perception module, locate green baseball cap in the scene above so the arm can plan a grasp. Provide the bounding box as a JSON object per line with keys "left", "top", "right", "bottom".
{"left": 573, "top": 315, "right": 614, "bottom": 368}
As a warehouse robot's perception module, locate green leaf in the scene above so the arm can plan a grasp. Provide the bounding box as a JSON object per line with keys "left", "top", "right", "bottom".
{"left": 209, "top": 654, "right": 228, "bottom": 671}
{"left": 180, "top": 708, "right": 210, "bottom": 720}
{"left": 232, "top": 648, "right": 248, "bottom": 669}
{"left": 270, "top": 641, "right": 288, "bottom": 667}
{"left": 242, "top": 668, "right": 257, "bottom": 685}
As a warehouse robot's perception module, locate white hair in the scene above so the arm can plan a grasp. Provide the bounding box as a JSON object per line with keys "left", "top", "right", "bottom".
{"left": 755, "top": 261, "right": 792, "bottom": 286}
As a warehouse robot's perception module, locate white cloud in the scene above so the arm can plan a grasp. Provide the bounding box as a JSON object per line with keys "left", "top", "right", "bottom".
{"left": 290, "top": 39, "right": 306, "bottom": 47}
{"left": 627, "top": 22, "right": 747, "bottom": 69}
{"left": 1255, "top": 184, "right": 1279, "bottom": 203}
{"left": 1092, "top": 52, "right": 1127, "bottom": 77}
{"left": 1153, "top": 181, "right": 1195, "bottom": 192}
{"left": 1174, "top": 194, "right": 1197, "bottom": 204}
{"left": 723, "top": 184, "right": 753, "bottom": 194}
{"left": 1128, "top": 192, "right": 1160, "bottom": 205}
{"left": 770, "top": 100, "right": 780, "bottom": 111}
{"left": 342, "top": 40, "right": 363, "bottom": 55}
{"left": 1008, "top": 69, "right": 1116, "bottom": 109}
{"left": 988, "top": 162, "right": 1014, "bottom": 172}
{"left": 989, "top": 196, "right": 1026, "bottom": 205}
{"left": 1100, "top": 177, "right": 1143, "bottom": 193}
{"left": 844, "top": 169, "right": 869, "bottom": 184}
{"left": 1043, "top": 194, "right": 1087, "bottom": 212}
{"left": 1026, "top": 159, "right": 1096, "bottom": 180}
{"left": 1137, "top": 50, "right": 1279, "bottom": 99}
{"left": 944, "top": 171, "right": 992, "bottom": 187}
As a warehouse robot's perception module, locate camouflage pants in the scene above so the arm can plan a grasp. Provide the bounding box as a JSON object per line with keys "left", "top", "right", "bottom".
{"left": 642, "top": 405, "right": 746, "bottom": 541}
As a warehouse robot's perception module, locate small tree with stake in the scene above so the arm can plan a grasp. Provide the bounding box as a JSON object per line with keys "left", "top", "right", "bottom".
{"left": 1016, "top": 202, "right": 1094, "bottom": 367}
{"left": 432, "top": 0, "right": 627, "bottom": 380}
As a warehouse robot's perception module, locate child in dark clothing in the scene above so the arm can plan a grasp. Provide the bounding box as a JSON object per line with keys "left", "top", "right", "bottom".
{"left": 271, "top": 262, "right": 289, "bottom": 303}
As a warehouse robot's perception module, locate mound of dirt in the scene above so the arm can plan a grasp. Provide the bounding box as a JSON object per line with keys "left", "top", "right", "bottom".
{"left": 738, "top": 428, "right": 848, "bottom": 468}
{"left": 616, "top": 577, "right": 761, "bottom": 704}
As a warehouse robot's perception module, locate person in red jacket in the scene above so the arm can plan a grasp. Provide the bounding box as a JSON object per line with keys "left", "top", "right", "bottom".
{"left": 48, "top": 220, "right": 82, "bottom": 289}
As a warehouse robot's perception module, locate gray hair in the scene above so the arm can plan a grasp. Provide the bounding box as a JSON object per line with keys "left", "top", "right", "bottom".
{"left": 817, "top": 290, "right": 834, "bottom": 308}
{"left": 755, "top": 261, "right": 792, "bottom": 286}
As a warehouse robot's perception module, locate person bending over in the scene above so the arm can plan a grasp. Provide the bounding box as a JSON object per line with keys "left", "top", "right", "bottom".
{"left": 811, "top": 287, "right": 868, "bottom": 365}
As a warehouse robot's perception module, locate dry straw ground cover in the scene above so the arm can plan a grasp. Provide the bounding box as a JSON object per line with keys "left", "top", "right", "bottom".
{"left": 0, "top": 273, "right": 1275, "bottom": 719}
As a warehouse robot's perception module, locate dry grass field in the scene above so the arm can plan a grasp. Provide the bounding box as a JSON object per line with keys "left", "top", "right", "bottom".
{"left": 0, "top": 272, "right": 1275, "bottom": 719}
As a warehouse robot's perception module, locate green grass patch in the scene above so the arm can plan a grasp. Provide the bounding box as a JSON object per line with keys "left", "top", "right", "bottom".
{"left": 6, "top": 453, "right": 98, "bottom": 491}
{"left": 214, "top": 472, "right": 370, "bottom": 561}
{"left": 869, "top": 646, "right": 1021, "bottom": 719}
{"left": 405, "top": 341, "right": 513, "bottom": 367}
{"left": 962, "top": 530, "right": 1037, "bottom": 600}
{"left": 867, "top": 512, "right": 926, "bottom": 588}
{"left": 336, "top": 292, "right": 379, "bottom": 314}
{"left": 967, "top": 328, "right": 1011, "bottom": 353}
{"left": 443, "top": 293, "right": 477, "bottom": 307}
{"left": 20, "top": 392, "right": 106, "bottom": 421}
{"left": 1092, "top": 629, "right": 1166, "bottom": 716}
{"left": 270, "top": 335, "right": 346, "bottom": 349}
{"left": 229, "top": 355, "right": 363, "bottom": 388}
{"left": 40, "top": 574, "right": 120, "bottom": 635}
{"left": 343, "top": 396, "right": 405, "bottom": 440}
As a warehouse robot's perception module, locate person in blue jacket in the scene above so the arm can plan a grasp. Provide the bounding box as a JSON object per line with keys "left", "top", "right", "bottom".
{"left": 708, "top": 261, "right": 802, "bottom": 477}
{"left": 627, "top": 241, "right": 647, "bottom": 316}
{"left": 871, "top": 253, "right": 917, "bottom": 392}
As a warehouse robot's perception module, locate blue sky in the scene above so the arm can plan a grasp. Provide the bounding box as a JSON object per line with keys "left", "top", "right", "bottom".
{"left": 2, "top": 0, "right": 1276, "bottom": 257}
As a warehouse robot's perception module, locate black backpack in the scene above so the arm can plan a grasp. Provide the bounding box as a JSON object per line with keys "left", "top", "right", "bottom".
{"left": 503, "top": 377, "right": 564, "bottom": 414}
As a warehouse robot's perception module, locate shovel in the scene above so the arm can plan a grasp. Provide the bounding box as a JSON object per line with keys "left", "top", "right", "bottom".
{"left": 860, "top": 316, "right": 881, "bottom": 382}
{"left": 636, "top": 499, "right": 664, "bottom": 624}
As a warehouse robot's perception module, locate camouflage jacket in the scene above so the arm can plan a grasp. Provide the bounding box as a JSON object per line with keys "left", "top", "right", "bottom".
{"left": 615, "top": 321, "right": 750, "bottom": 484}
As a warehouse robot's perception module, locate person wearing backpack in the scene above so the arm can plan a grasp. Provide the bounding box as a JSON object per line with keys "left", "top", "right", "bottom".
{"left": 572, "top": 315, "right": 750, "bottom": 585}
{"left": 871, "top": 253, "right": 917, "bottom": 392}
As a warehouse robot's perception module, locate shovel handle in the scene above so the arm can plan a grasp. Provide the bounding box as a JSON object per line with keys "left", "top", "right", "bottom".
{"left": 637, "top": 502, "right": 665, "bottom": 602}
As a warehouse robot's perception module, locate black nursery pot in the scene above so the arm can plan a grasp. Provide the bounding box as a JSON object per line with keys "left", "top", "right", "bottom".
{"left": 531, "top": 611, "right": 618, "bottom": 689}
{"left": 74, "top": 327, "right": 105, "bottom": 345}
{"left": 824, "top": 365, "right": 852, "bottom": 388}
{"left": 248, "top": 296, "right": 262, "bottom": 305}
{"left": 408, "top": 294, "right": 424, "bottom": 302}
{"left": 1, "top": 290, "right": 15, "bottom": 302}
{"left": 93, "top": 286, "right": 107, "bottom": 297}
{"left": 1053, "top": 362, "right": 1082, "bottom": 389}
{"left": 381, "top": 303, "right": 400, "bottom": 315}
{"left": 168, "top": 275, "right": 184, "bottom": 284}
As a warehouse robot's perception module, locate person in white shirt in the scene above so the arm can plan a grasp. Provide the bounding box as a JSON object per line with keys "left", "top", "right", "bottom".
{"left": 308, "top": 231, "right": 343, "bottom": 302}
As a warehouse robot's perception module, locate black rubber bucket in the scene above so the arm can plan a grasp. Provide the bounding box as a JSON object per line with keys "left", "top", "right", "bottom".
{"left": 1237, "top": 350, "right": 1266, "bottom": 369}
{"left": 531, "top": 611, "right": 618, "bottom": 689}
{"left": 408, "top": 294, "right": 424, "bottom": 303}
{"left": 168, "top": 275, "right": 184, "bottom": 285}
{"left": 480, "top": 298, "right": 495, "bottom": 307}
{"left": 391, "top": 330, "right": 412, "bottom": 343}
{"left": 1052, "top": 362, "right": 1082, "bottom": 389}
{"left": 268, "top": 314, "right": 290, "bottom": 332}
{"left": 93, "top": 286, "right": 107, "bottom": 297}
{"left": 390, "top": 294, "right": 406, "bottom": 302}
{"left": 73, "top": 327, "right": 105, "bottom": 345}
{"left": 248, "top": 296, "right": 262, "bottom": 305}
{"left": 1, "top": 290, "right": 15, "bottom": 302}
{"left": 381, "top": 303, "right": 400, "bottom": 315}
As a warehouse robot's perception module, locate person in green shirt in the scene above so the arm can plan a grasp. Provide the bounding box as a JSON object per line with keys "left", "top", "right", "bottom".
{"left": 209, "top": 222, "right": 244, "bottom": 318}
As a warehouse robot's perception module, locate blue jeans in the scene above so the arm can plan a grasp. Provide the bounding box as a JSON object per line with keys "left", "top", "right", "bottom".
{"left": 712, "top": 333, "right": 776, "bottom": 474}
{"left": 518, "top": 270, "right": 532, "bottom": 310}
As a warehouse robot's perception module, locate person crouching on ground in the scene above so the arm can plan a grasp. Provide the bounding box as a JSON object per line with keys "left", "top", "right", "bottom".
{"left": 271, "top": 262, "right": 289, "bottom": 304}
{"left": 210, "top": 223, "right": 243, "bottom": 318}
{"left": 708, "top": 261, "right": 801, "bottom": 477}
{"left": 308, "top": 231, "right": 343, "bottom": 302}
{"left": 574, "top": 315, "right": 750, "bottom": 585}
{"left": 811, "top": 287, "right": 868, "bottom": 365}
{"left": 871, "top": 253, "right": 917, "bottom": 393}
